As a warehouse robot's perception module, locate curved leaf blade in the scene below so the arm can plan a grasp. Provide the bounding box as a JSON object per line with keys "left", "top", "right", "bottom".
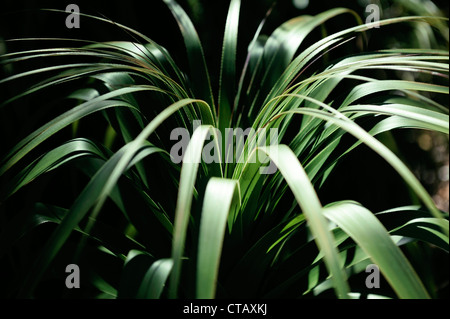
{"left": 218, "top": 0, "right": 241, "bottom": 132}
{"left": 196, "top": 177, "right": 240, "bottom": 298}
{"left": 323, "top": 201, "right": 431, "bottom": 299}
{"left": 137, "top": 259, "right": 174, "bottom": 299}
{"left": 163, "top": 0, "right": 215, "bottom": 111}
{"left": 169, "top": 124, "right": 223, "bottom": 298}
{"left": 256, "top": 145, "right": 350, "bottom": 299}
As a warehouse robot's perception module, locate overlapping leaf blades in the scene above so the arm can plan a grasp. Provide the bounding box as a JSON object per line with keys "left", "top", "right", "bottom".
{"left": 0, "top": 0, "right": 448, "bottom": 299}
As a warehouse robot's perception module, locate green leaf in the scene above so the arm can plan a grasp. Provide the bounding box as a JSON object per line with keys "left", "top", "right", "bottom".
{"left": 137, "top": 259, "right": 174, "bottom": 299}
{"left": 2, "top": 138, "right": 107, "bottom": 199}
{"left": 17, "top": 98, "right": 207, "bottom": 297}
{"left": 341, "top": 80, "right": 449, "bottom": 108}
{"left": 118, "top": 250, "right": 155, "bottom": 298}
{"left": 252, "top": 8, "right": 361, "bottom": 115}
{"left": 341, "top": 104, "right": 449, "bottom": 134}
{"left": 323, "top": 201, "right": 431, "bottom": 299}
{"left": 91, "top": 271, "right": 118, "bottom": 299}
{"left": 218, "top": 0, "right": 240, "bottom": 132}
{"left": 163, "top": 0, "right": 215, "bottom": 111}
{"left": 376, "top": 207, "right": 449, "bottom": 252}
{"left": 169, "top": 124, "right": 223, "bottom": 298}
{"left": 267, "top": 16, "right": 448, "bottom": 109}
{"left": 277, "top": 107, "right": 444, "bottom": 223}
{"left": 196, "top": 177, "right": 240, "bottom": 298}
{"left": 0, "top": 86, "right": 162, "bottom": 176}
{"left": 255, "top": 145, "right": 350, "bottom": 299}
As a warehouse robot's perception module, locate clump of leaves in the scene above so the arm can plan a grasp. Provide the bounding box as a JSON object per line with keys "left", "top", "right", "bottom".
{"left": 0, "top": 0, "right": 448, "bottom": 299}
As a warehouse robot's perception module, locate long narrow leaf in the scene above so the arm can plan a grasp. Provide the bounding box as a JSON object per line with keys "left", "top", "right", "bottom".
{"left": 254, "top": 145, "right": 350, "bottom": 299}
{"left": 163, "top": 0, "right": 215, "bottom": 111}
{"left": 169, "top": 124, "right": 223, "bottom": 298}
{"left": 218, "top": 0, "right": 240, "bottom": 132}
{"left": 196, "top": 178, "right": 240, "bottom": 298}
{"left": 323, "top": 201, "right": 430, "bottom": 299}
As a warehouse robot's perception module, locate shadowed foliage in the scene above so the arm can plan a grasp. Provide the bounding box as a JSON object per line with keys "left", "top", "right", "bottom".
{"left": 0, "top": 0, "right": 448, "bottom": 299}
